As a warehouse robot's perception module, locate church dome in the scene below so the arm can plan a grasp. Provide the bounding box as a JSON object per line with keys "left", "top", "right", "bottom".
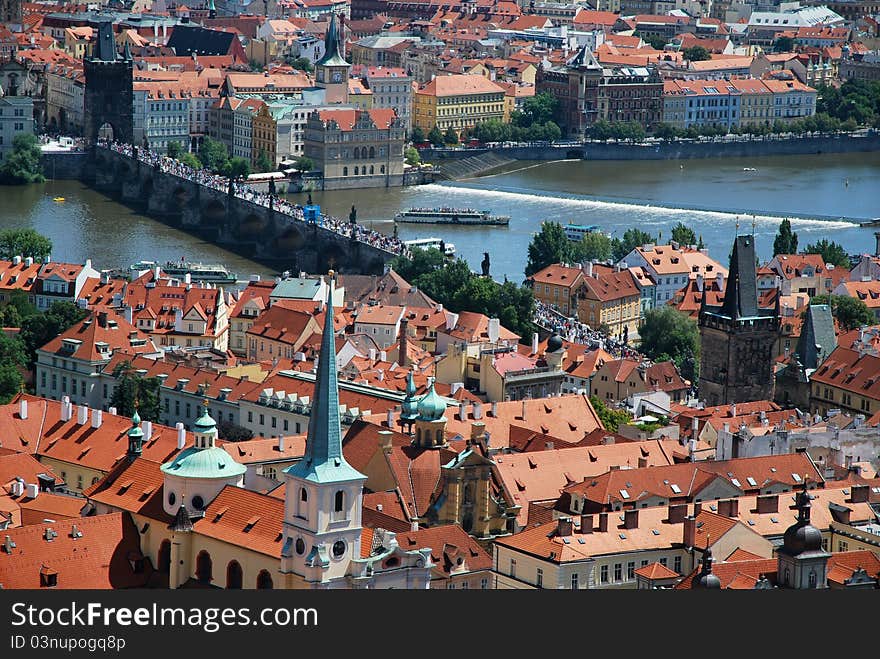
{"left": 782, "top": 520, "right": 823, "bottom": 554}
{"left": 547, "top": 333, "right": 564, "bottom": 353}
{"left": 193, "top": 405, "right": 217, "bottom": 433}
{"left": 160, "top": 446, "right": 246, "bottom": 480}
{"left": 417, "top": 380, "right": 447, "bottom": 421}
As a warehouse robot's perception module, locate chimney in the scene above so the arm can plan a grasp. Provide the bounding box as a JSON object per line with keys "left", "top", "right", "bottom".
{"left": 850, "top": 484, "right": 869, "bottom": 503}
{"left": 556, "top": 516, "right": 573, "bottom": 537}
{"left": 26, "top": 483, "right": 39, "bottom": 499}
{"left": 531, "top": 332, "right": 539, "bottom": 354}
{"left": 756, "top": 494, "right": 778, "bottom": 514}
{"left": 488, "top": 317, "right": 500, "bottom": 344}
{"left": 97, "top": 311, "right": 108, "bottom": 328}
{"left": 473, "top": 402, "right": 483, "bottom": 420}
{"left": 718, "top": 499, "right": 739, "bottom": 518}
{"left": 730, "top": 403, "right": 737, "bottom": 418}
{"left": 470, "top": 421, "right": 485, "bottom": 441}
{"left": 580, "top": 514, "right": 593, "bottom": 533}
{"left": 377, "top": 430, "right": 393, "bottom": 453}
{"left": 91, "top": 409, "right": 103, "bottom": 429}
{"left": 683, "top": 515, "right": 696, "bottom": 548}
{"left": 19, "top": 398, "right": 27, "bottom": 420}
{"left": 696, "top": 273, "right": 704, "bottom": 292}
{"left": 693, "top": 502, "right": 702, "bottom": 515}
{"left": 637, "top": 456, "right": 648, "bottom": 468}
{"left": 176, "top": 422, "right": 186, "bottom": 450}
{"left": 411, "top": 520, "right": 419, "bottom": 532}
{"left": 667, "top": 503, "right": 687, "bottom": 524}
{"left": 597, "top": 512, "right": 608, "bottom": 532}
{"left": 716, "top": 272, "right": 724, "bottom": 293}
{"left": 143, "top": 420, "right": 152, "bottom": 441}
{"left": 108, "top": 406, "right": 117, "bottom": 416}
{"left": 369, "top": 348, "right": 377, "bottom": 361}
{"left": 582, "top": 261, "right": 594, "bottom": 278}
{"left": 458, "top": 402, "right": 467, "bottom": 421}
{"left": 77, "top": 405, "right": 88, "bottom": 425}
{"left": 379, "top": 350, "right": 387, "bottom": 362}
{"left": 623, "top": 509, "right": 639, "bottom": 529}
{"left": 386, "top": 408, "right": 394, "bottom": 428}
{"left": 278, "top": 435, "right": 285, "bottom": 452}
{"left": 521, "top": 399, "right": 527, "bottom": 420}
{"left": 398, "top": 317, "right": 409, "bottom": 367}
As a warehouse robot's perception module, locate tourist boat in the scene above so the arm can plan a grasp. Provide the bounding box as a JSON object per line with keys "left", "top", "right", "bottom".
{"left": 53, "top": 197, "right": 65, "bottom": 202}
{"left": 563, "top": 223, "right": 600, "bottom": 242}
{"left": 394, "top": 207, "right": 509, "bottom": 226}
{"left": 130, "top": 259, "right": 239, "bottom": 285}
{"left": 403, "top": 237, "right": 456, "bottom": 257}
{"left": 742, "top": 167, "right": 758, "bottom": 172}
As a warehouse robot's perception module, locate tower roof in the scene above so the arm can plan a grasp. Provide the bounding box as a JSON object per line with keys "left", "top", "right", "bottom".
{"left": 128, "top": 410, "right": 143, "bottom": 439}
{"left": 718, "top": 235, "right": 763, "bottom": 319}
{"left": 316, "top": 13, "right": 350, "bottom": 68}
{"left": 284, "top": 279, "right": 365, "bottom": 484}
{"left": 94, "top": 22, "right": 118, "bottom": 62}
{"left": 781, "top": 482, "right": 825, "bottom": 556}
{"left": 400, "top": 370, "right": 419, "bottom": 421}
{"left": 416, "top": 378, "right": 447, "bottom": 422}
{"left": 193, "top": 400, "right": 217, "bottom": 433}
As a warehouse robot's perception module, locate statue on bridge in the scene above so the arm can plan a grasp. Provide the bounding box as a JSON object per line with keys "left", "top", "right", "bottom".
{"left": 349, "top": 205, "right": 357, "bottom": 225}
{"left": 307, "top": 192, "right": 313, "bottom": 206}
{"left": 481, "top": 252, "right": 490, "bottom": 278}
{"left": 268, "top": 177, "right": 276, "bottom": 212}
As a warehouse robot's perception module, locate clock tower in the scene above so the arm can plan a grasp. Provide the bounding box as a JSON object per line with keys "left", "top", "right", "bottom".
{"left": 315, "top": 13, "right": 350, "bottom": 104}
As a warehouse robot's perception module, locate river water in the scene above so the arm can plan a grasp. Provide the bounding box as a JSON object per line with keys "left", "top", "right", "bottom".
{"left": 2, "top": 151, "right": 878, "bottom": 284}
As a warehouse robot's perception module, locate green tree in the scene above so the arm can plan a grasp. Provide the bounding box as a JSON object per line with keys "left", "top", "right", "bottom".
{"left": 415, "top": 257, "right": 473, "bottom": 304}
{"left": 804, "top": 238, "right": 850, "bottom": 268}
{"left": 0, "top": 229, "right": 52, "bottom": 261}
{"left": 285, "top": 56, "right": 313, "bottom": 72}
{"left": 390, "top": 246, "right": 446, "bottom": 282}
{"left": 671, "top": 222, "right": 696, "bottom": 246}
{"left": 224, "top": 157, "right": 251, "bottom": 179}
{"left": 572, "top": 231, "right": 612, "bottom": 262}
{"left": 0, "top": 133, "right": 45, "bottom": 185}
{"left": 513, "top": 91, "right": 560, "bottom": 127}
{"left": 404, "top": 146, "right": 421, "bottom": 166}
{"left": 589, "top": 395, "right": 631, "bottom": 432}
{"left": 0, "top": 332, "right": 27, "bottom": 367}
{"left": 612, "top": 228, "right": 656, "bottom": 262}
{"left": 773, "top": 36, "right": 795, "bottom": 52}
{"left": 526, "top": 221, "right": 573, "bottom": 277}
{"left": 255, "top": 150, "right": 274, "bottom": 173}
{"left": 589, "top": 119, "right": 614, "bottom": 140}
{"left": 0, "top": 362, "right": 23, "bottom": 405}
{"left": 428, "top": 126, "right": 444, "bottom": 146}
{"left": 166, "top": 141, "right": 183, "bottom": 159}
{"left": 654, "top": 123, "right": 680, "bottom": 140}
{"left": 0, "top": 289, "right": 38, "bottom": 327}
{"left": 199, "top": 137, "right": 230, "bottom": 172}
{"left": 639, "top": 33, "right": 668, "bottom": 50}
{"left": 683, "top": 46, "right": 711, "bottom": 62}
{"left": 19, "top": 302, "right": 88, "bottom": 366}
{"left": 409, "top": 126, "right": 425, "bottom": 143}
{"left": 637, "top": 306, "right": 699, "bottom": 371}
{"left": 772, "top": 218, "right": 798, "bottom": 255}
{"left": 179, "top": 152, "right": 202, "bottom": 170}
{"left": 808, "top": 295, "right": 874, "bottom": 331}
{"left": 294, "top": 155, "right": 314, "bottom": 172}
{"left": 217, "top": 419, "right": 254, "bottom": 442}
{"left": 443, "top": 127, "right": 459, "bottom": 145}
{"left": 109, "top": 361, "right": 162, "bottom": 421}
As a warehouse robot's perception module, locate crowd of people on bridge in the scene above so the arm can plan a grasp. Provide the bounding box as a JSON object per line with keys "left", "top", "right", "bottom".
{"left": 534, "top": 300, "right": 643, "bottom": 360}
{"left": 102, "top": 141, "right": 411, "bottom": 258}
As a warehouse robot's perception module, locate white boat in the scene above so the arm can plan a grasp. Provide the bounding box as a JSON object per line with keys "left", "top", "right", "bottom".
{"left": 743, "top": 167, "right": 757, "bottom": 172}
{"left": 403, "top": 237, "right": 456, "bottom": 257}
{"left": 130, "top": 259, "right": 239, "bottom": 285}
{"left": 563, "top": 223, "right": 600, "bottom": 242}
{"left": 395, "top": 207, "right": 509, "bottom": 226}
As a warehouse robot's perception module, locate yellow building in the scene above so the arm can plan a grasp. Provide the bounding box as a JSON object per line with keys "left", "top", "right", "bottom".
{"left": 413, "top": 74, "right": 508, "bottom": 136}
{"left": 576, "top": 267, "right": 642, "bottom": 343}
{"left": 251, "top": 101, "right": 278, "bottom": 168}
{"left": 730, "top": 78, "right": 775, "bottom": 127}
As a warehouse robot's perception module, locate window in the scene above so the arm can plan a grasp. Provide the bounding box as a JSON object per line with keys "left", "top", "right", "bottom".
{"left": 659, "top": 557, "right": 668, "bottom": 567}
{"left": 510, "top": 559, "right": 516, "bottom": 578}
{"left": 673, "top": 556, "right": 682, "bottom": 574}
{"left": 838, "top": 540, "right": 848, "bottom": 552}
{"left": 481, "top": 577, "right": 489, "bottom": 589}
{"left": 613, "top": 563, "right": 622, "bottom": 582}
{"left": 571, "top": 573, "right": 579, "bottom": 590}
{"left": 536, "top": 568, "right": 543, "bottom": 588}
{"left": 627, "top": 561, "right": 635, "bottom": 580}
{"left": 334, "top": 490, "right": 344, "bottom": 512}
{"left": 248, "top": 411, "right": 253, "bottom": 423}
{"left": 332, "top": 540, "right": 346, "bottom": 558}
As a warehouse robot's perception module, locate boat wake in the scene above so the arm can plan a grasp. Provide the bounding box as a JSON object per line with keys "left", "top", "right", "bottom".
{"left": 419, "top": 183, "right": 860, "bottom": 229}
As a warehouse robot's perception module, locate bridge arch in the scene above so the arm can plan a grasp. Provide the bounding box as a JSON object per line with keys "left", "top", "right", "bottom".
{"left": 202, "top": 199, "right": 227, "bottom": 225}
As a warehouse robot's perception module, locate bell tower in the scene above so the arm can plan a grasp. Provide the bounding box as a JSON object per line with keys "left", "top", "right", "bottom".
{"left": 314, "top": 13, "right": 350, "bottom": 104}
{"left": 413, "top": 378, "right": 448, "bottom": 449}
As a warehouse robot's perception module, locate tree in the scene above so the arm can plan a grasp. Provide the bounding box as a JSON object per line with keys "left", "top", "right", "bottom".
{"left": 390, "top": 246, "right": 446, "bottom": 282}
{"left": 166, "top": 141, "right": 183, "bottom": 159}
{"left": 0, "top": 229, "right": 52, "bottom": 261}
{"left": 637, "top": 306, "right": 700, "bottom": 372}
{"left": 0, "top": 333, "right": 27, "bottom": 368}
{"left": 773, "top": 218, "right": 799, "bottom": 255}
{"left": 0, "top": 133, "right": 45, "bottom": 185}
{"left": 404, "top": 146, "right": 421, "bottom": 166}
{"left": 255, "top": 150, "right": 274, "bottom": 173}
{"left": 294, "top": 156, "right": 314, "bottom": 172}
{"left": 572, "top": 231, "right": 612, "bottom": 262}
{"left": 286, "top": 56, "right": 313, "bottom": 72}
{"left": 18, "top": 302, "right": 88, "bottom": 366}
{"left": 0, "top": 289, "right": 37, "bottom": 327}
{"left": 773, "top": 36, "right": 795, "bottom": 53}
{"left": 109, "top": 361, "right": 162, "bottom": 421}
{"left": 443, "top": 127, "right": 459, "bottom": 145}
{"left": 179, "top": 152, "right": 202, "bottom": 170}
{"left": 410, "top": 126, "right": 425, "bottom": 143}
{"left": 683, "top": 46, "right": 711, "bottom": 62}
{"left": 804, "top": 238, "right": 850, "bottom": 268}
{"left": 428, "top": 126, "right": 444, "bottom": 146}
{"left": 199, "top": 137, "right": 230, "bottom": 172}
{"left": 590, "top": 119, "right": 614, "bottom": 140}
{"left": 612, "top": 228, "right": 656, "bottom": 262}
{"left": 217, "top": 419, "right": 254, "bottom": 442}
{"left": 0, "top": 363, "right": 23, "bottom": 405}
{"left": 808, "top": 295, "right": 874, "bottom": 331}
{"left": 224, "top": 157, "right": 251, "bottom": 179}
{"left": 589, "top": 395, "right": 631, "bottom": 431}
{"left": 514, "top": 91, "right": 560, "bottom": 127}
{"left": 654, "top": 123, "right": 680, "bottom": 141}
{"left": 671, "top": 222, "right": 696, "bottom": 247}
{"left": 526, "top": 221, "right": 572, "bottom": 277}
{"left": 639, "top": 34, "right": 668, "bottom": 50}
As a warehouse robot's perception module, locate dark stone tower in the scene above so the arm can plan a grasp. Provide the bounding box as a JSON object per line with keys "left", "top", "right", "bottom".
{"left": 698, "top": 234, "right": 779, "bottom": 405}
{"left": 84, "top": 22, "right": 133, "bottom": 146}
{"left": 0, "top": 0, "right": 22, "bottom": 28}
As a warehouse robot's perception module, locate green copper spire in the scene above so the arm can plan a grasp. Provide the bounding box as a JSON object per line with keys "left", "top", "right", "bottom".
{"left": 400, "top": 370, "right": 419, "bottom": 422}
{"left": 316, "top": 12, "right": 349, "bottom": 68}
{"left": 127, "top": 408, "right": 144, "bottom": 460}
{"left": 284, "top": 279, "right": 364, "bottom": 483}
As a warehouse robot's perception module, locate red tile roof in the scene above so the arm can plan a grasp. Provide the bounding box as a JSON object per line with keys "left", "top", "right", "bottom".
{"left": 194, "top": 486, "right": 285, "bottom": 558}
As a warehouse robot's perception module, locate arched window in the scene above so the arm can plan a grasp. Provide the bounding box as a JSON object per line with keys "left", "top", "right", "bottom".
{"left": 416, "top": 428, "right": 422, "bottom": 444}
{"left": 369, "top": 165, "right": 374, "bottom": 174}
{"left": 369, "top": 146, "right": 375, "bottom": 158}
{"left": 436, "top": 429, "right": 443, "bottom": 443}
{"left": 342, "top": 166, "right": 348, "bottom": 176}
{"left": 809, "top": 570, "right": 818, "bottom": 588}
{"left": 380, "top": 165, "right": 385, "bottom": 174}
{"left": 353, "top": 149, "right": 359, "bottom": 159}
{"left": 298, "top": 487, "right": 308, "bottom": 519}
{"left": 354, "top": 166, "right": 359, "bottom": 175}
{"left": 256, "top": 570, "right": 273, "bottom": 589}
{"left": 361, "top": 146, "right": 368, "bottom": 159}
{"left": 226, "top": 561, "right": 243, "bottom": 589}
{"left": 334, "top": 490, "right": 345, "bottom": 512}
{"left": 196, "top": 551, "right": 212, "bottom": 584}
{"left": 158, "top": 540, "right": 171, "bottom": 573}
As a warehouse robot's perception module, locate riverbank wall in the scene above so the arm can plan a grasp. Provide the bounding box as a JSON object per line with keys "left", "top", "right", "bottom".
{"left": 422, "top": 132, "right": 880, "bottom": 178}
{"left": 41, "top": 151, "right": 90, "bottom": 180}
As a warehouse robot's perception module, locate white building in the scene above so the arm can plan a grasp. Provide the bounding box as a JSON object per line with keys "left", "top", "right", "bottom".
{"left": 0, "top": 96, "right": 34, "bottom": 162}
{"left": 134, "top": 82, "right": 191, "bottom": 153}
{"left": 364, "top": 66, "right": 413, "bottom": 133}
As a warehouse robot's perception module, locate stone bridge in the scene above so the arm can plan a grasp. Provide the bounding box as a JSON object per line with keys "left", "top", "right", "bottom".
{"left": 88, "top": 147, "right": 395, "bottom": 275}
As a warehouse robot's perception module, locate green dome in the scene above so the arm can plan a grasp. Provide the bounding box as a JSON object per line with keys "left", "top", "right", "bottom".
{"left": 401, "top": 371, "right": 419, "bottom": 421}
{"left": 417, "top": 380, "right": 447, "bottom": 422}
{"left": 193, "top": 404, "right": 218, "bottom": 433}
{"left": 128, "top": 410, "right": 143, "bottom": 439}
{"left": 160, "top": 446, "right": 245, "bottom": 479}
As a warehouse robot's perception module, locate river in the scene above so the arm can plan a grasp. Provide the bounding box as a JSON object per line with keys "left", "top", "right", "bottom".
{"left": 2, "top": 151, "right": 878, "bottom": 284}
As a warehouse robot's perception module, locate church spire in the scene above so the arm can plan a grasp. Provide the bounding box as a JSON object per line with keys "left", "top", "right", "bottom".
{"left": 316, "top": 13, "right": 349, "bottom": 67}
{"left": 284, "top": 275, "right": 364, "bottom": 483}
{"left": 208, "top": 0, "right": 217, "bottom": 19}
{"left": 127, "top": 407, "right": 144, "bottom": 461}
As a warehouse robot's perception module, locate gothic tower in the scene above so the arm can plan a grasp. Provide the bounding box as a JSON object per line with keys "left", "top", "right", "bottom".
{"left": 698, "top": 234, "right": 779, "bottom": 405}
{"left": 314, "top": 13, "right": 350, "bottom": 105}
{"left": 84, "top": 22, "right": 133, "bottom": 145}
{"left": 281, "top": 278, "right": 367, "bottom": 588}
